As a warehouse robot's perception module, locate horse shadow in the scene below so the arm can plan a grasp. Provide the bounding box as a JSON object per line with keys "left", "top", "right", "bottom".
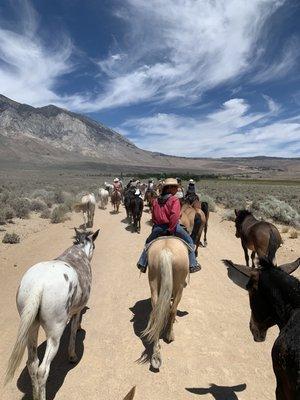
{"left": 130, "top": 298, "right": 153, "bottom": 365}
{"left": 130, "top": 299, "right": 189, "bottom": 368}
{"left": 17, "top": 308, "right": 88, "bottom": 400}
{"left": 186, "top": 383, "right": 247, "bottom": 399}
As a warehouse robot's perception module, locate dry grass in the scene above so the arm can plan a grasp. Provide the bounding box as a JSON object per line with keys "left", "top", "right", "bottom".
{"left": 289, "top": 228, "right": 298, "bottom": 239}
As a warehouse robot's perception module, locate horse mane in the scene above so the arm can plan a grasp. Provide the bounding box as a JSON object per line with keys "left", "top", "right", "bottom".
{"left": 235, "top": 209, "right": 253, "bottom": 224}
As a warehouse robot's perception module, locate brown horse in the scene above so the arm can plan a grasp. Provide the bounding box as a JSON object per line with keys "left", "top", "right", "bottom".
{"left": 180, "top": 200, "right": 208, "bottom": 256}
{"left": 144, "top": 189, "right": 157, "bottom": 209}
{"left": 235, "top": 209, "right": 282, "bottom": 267}
{"left": 111, "top": 190, "right": 122, "bottom": 213}
{"left": 142, "top": 237, "right": 189, "bottom": 369}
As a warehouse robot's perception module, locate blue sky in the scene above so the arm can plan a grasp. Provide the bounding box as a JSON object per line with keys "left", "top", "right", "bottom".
{"left": 0, "top": 0, "right": 299, "bottom": 157}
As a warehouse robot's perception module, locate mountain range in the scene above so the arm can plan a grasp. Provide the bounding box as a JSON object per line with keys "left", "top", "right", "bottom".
{"left": 0, "top": 94, "right": 299, "bottom": 179}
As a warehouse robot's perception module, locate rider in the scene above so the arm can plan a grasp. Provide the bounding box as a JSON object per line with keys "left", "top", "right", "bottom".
{"left": 147, "top": 179, "right": 154, "bottom": 191}
{"left": 113, "top": 178, "right": 122, "bottom": 192}
{"left": 185, "top": 179, "right": 199, "bottom": 204}
{"left": 175, "top": 177, "right": 184, "bottom": 200}
{"left": 137, "top": 178, "right": 201, "bottom": 274}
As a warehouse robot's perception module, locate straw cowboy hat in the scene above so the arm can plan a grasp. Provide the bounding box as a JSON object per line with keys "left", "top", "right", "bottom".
{"left": 113, "top": 178, "right": 119, "bottom": 182}
{"left": 162, "top": 178, "right": 179, "bottom": 187}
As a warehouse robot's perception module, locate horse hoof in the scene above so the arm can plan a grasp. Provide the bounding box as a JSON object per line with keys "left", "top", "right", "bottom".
{"left": 69, "top": 354, "right": 78, "bottom": 364}
{"left": 151, "top": 354, "right": 162, "bottom": 370}
{"left": 204, "top": 241, "right": 207, "bottom": 247}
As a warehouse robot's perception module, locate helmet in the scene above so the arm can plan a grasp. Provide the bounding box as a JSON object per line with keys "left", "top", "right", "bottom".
{"left": 189, "top": 179, "right": 195, "bottom": 184}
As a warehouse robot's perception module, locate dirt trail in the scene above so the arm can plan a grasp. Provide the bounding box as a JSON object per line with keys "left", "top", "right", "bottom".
{"left": 0, "top": 205, "right": 299, "bottom": 400}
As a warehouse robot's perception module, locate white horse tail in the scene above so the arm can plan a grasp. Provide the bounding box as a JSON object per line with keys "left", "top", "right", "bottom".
{"left": 142, "top": 248, "right": 173, "bottom": 343}
{"left": 5, "top": 289, "right": 41, "bottom": 384}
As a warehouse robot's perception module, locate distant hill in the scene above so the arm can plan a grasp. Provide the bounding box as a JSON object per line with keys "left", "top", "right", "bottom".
{"left": 0, "top": 94, "right": 299, "bottom": 179}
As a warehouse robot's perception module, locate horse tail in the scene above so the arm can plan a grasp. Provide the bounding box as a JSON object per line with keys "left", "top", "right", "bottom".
{"left": 201, "top": 201, "right": 209, "bottom": 220}
{"left": 266, "top": 229, "right": 280, "bottom": 265}
{"left": 191, "top": 213, "right": 202, "bottom": 243}
{"left": 142, "top": 249, "right": 173, "bottom": 343}
{"left": 5, "top": 289, "right": 41, "bottom": 384}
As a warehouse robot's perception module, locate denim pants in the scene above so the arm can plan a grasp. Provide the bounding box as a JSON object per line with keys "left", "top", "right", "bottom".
{"left": 137, "top": 223, "right": 197, "bottom": 268}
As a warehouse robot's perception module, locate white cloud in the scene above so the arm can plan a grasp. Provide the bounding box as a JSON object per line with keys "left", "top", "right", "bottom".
{"left": 0, "top": 1, "right": 73, "bottom": 106}
{"left": 119, "top": 96, "right": 298, "bottom": 157}
{"left": 90, "top": 0, "right": 286, "bottom": 110}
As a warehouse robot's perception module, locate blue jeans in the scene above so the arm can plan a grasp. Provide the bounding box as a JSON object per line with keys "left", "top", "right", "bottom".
{"left": 137, "top": 223, "right": 197, "bottom": 268}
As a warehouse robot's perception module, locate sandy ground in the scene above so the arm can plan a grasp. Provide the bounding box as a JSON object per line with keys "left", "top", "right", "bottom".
{"left": 0, "top": 205, "right": 299, "bottom": 400}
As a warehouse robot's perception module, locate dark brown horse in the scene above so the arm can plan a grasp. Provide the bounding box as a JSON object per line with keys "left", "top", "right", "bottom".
{"left": 191, "top": 199, "right": 209, "bottom": 246}
{"left": 234, "top": 209, "right": 282, "bottom": 267}
{"left": 223, "top": 251, "right": 300, "bottom": 400}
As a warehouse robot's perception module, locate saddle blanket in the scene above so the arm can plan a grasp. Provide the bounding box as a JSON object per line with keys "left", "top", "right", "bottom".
{"left": 145, "top": 236, "right": 195, "bottom": 253}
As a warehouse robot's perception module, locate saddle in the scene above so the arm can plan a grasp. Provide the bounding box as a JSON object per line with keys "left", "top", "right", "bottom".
{"left": 145, "top": 235, "right": 195, "bottom": 253}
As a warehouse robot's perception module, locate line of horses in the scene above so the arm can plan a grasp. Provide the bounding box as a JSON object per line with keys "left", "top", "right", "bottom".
{"left": 4, "top": 181, "right": 300, "bottom": 400}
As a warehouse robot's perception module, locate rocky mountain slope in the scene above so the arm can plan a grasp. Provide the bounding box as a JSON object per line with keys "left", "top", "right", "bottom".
{"left": 0, "top": 94, "right": 299, "bottom": 178}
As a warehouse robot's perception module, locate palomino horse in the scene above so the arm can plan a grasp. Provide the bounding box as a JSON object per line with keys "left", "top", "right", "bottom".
{"left": 111, "top": 189, "right": 122, "bottom": 213}
{"left": 180, "top": 200, "right": 208, "bottom": 256}
{"left": 74, "top": 193, "right": 96, "bottom": 228}
{"left": 142, "top": 237, "right": 189, "bottom": 369}
{"left": 234, "top": 209, "right": 282, "bottom": 267}
{"left": 98, "top": 188, "right": 109, "bottom": 209}
{"left": 5, "top": 229, "right": 100, "bottom": 400}
{"left": 223, "top": 250, "right": 300, "bottom": 399}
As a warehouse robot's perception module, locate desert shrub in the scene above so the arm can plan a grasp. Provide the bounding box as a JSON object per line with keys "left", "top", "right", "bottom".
{"left": 222, "top": 209, "right": 236, "bottom": 221}
{"left": 11, "top": 198, "right": 31, "bottom": 219}
{"left": 198, "top": 194, "right": 216, "bottom": 212}
{"left": 63, "top": 197, "right": 76, "bottom": 212}
{"left": 281, "top": 226, "right": 289, "bottom": 233}
{"left": 40, "top": 209, "right": 51, "bottom": 219}
{"left": 30, "top": 199, "right": 47, "bottom": 212}
{"left": 2, "top": 232, "right": 20, "bottom": 244}
{"left": 255, "top": 196, "right": 300, "bottom": 226}
{"left": 51, "top": 205, "right": 69, "bottom": 224}
{"left": 289, "top": 228, "right": 298, "bottom": 239}
{"left": 53, "top": 190, "right": 65, "bottom": 204}
{"left": 0, "top": 209, "right": 6, "bottom": 225}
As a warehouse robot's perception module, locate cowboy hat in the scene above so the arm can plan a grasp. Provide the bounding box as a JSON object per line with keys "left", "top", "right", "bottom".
{"left": 162, "top": 178, "right": 179, "bottom": 187}
{"left": 113, "top": 178, "right": 119, "bottom": 182}
{"left": 189, "top": 179, "right": 195, "bottom": 184}
{"left": 135, "top": 189, "right": 141, "bottom": 196}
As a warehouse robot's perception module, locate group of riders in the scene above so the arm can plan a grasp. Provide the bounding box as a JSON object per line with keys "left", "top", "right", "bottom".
{"left": 107, "top": 177, "right": 202, "bottom": 275}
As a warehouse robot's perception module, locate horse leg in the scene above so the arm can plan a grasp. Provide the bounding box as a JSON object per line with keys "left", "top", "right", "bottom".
{"left": 37, "top": 322, "right": 65, "bottom": 400}
{"left": 242, "top": 242, "right": 249, "bottom": 267}
{"left": 68, "top": 312, "right": 81, "bottom": 363}
{"left": 26, "top": 322, "right": 40, "bottom": 400}
{"left": 251, "top": 251, "right": 256, "bottom": 268}
{"left": 203, "top": 221, "right": 208, "bottom": 246}
{"left": 166, "top": 285, "right": 183, "bottom": 343}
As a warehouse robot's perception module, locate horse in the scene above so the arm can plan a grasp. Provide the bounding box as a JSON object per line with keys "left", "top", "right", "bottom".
{"left": 74, "top": 193, "right": 96, "bottom": 228}
{"left": 98, "top": 188, "right": 109, "bottom": 209}
{"left": 223, "top": 246, "right": 300, "bottom": 399}
{"left": 123, "top": 387, "right": 136, "bottom": 400}
{"left": 104, "top": 182, "right": 114, "bottom": 195}
{"left": 235, "top": 209, "right": 282, "bottom": 267}
{"left": 5, "top": 228, "right": 100, "bottom": 400}
{"left": 130, "top": 194, "right": 144, "bottom": 233}
{"left": 124, "top": 187, "right": 135, "bottom": 220}
{"left": 144, "top": 189, "right": 157, "bottom": 209}
{"left": 142, "top": 237, "right": 189, "bottom": 369}
{"left": 111, "top": 189, "right": 122, "bottom": 213}
{"left": 180, "top": 201, "right": 207, "bottom": 256}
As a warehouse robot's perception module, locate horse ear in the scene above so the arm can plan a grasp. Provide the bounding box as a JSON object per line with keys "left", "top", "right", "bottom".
{"left": 123, "top": 386, "right": 136, "bottom": 400}
{"left": 91, "top": 229, "right": 100, "bottom": 242}
{"left": 234, "top": 209, "right": 238, "bottom": 216}
{"left": 222, "top": 260, "right": 251, "bottom": 290}
{"left": 279, "top": 257, "right": 300, "bottom": 275}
